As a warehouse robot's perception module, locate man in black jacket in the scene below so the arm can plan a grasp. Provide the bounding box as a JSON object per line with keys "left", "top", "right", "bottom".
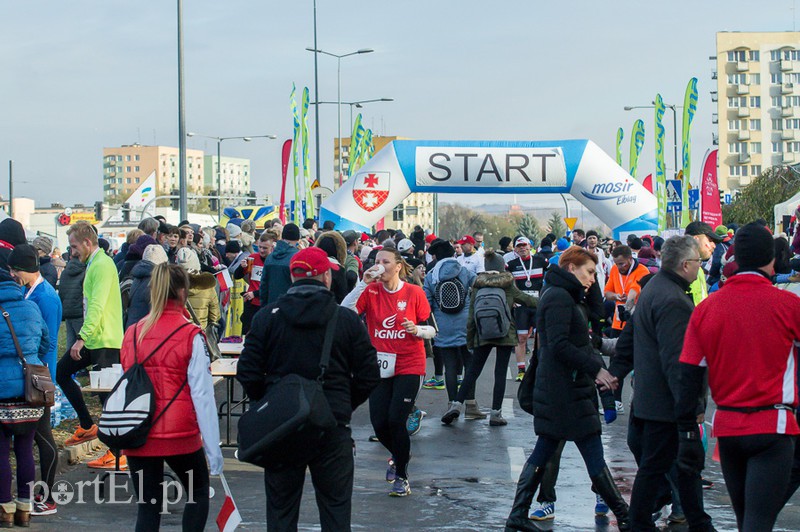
{"left": 237, "top": 246, "right": 380, "bottom": 531}
{"left": 622, "top": 236, "right": 714, "bottom": 531}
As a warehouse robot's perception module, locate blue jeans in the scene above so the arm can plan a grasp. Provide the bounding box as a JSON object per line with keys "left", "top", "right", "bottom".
{"left": 527, "top": 434, "right": 607, "bottom": 478}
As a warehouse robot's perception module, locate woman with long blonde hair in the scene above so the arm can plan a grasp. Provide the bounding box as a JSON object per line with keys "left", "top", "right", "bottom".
{"left": 342, "top": 248, "right": 434, "bottom": 497}
{"left": 122, "top": 263, "right": 222, "bottom": 531}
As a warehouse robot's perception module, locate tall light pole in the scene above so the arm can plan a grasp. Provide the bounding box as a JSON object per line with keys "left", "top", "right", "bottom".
{"left": 311, "top": 0, "right": 321, "bottom": 190}
{"left": 177, "top": 0, "right": 188, "bottom": 220}
{"left": 305, "top": 47, "right": 373, "bottom": 187}
{"left": 624, "top": 103, "right": 680, "bottom": 177}
{"left": 186, "top": 133, "right": 277, "bottom": 219}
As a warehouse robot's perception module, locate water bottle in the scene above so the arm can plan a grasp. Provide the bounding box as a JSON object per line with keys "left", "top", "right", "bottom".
{"left": 50, "top": 387, "right": 62, "bottom": 427}
{"left": 59, "top": 382, "right": 78, "bottom": 421}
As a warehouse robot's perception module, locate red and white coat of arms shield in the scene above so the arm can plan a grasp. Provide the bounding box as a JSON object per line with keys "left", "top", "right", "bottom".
{"left": 352, "top": 172, "right": 390, "bottom": 212}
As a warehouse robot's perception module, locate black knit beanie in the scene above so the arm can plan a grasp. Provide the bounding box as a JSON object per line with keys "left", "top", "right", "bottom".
{"left": 734, "top": 222, "right": 774, "bottom": 271}
{"left": 7, "top": 244, "right": 39, "bottom": 273}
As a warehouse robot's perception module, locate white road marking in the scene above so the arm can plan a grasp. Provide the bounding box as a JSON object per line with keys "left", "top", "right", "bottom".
{"left": 507, "top": 367, "right": 513, "bottom": 380}
{"left": 508, "top": 446, "right": 526, "bottom": 481}
{"left": 503, "top": 397, "right": 516, "bottom": 419}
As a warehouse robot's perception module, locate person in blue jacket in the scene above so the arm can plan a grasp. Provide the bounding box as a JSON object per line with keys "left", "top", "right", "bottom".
{"left": 0, "top": 267, "right": 49, "bottom": 527}
{"left": 7, "top": 244, "right": 62, "bottom": 516}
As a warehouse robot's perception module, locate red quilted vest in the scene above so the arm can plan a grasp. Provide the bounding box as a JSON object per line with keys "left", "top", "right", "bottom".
{"left": 121, "top": 301, "right": 203, "bottom": 457}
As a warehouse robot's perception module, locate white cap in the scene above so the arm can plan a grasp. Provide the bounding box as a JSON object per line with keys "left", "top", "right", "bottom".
{"left": 397, "top": 238, "right": 414, "bottom": 253}
{"left": 514, "top": 236, "right": 531, "bottom": 247}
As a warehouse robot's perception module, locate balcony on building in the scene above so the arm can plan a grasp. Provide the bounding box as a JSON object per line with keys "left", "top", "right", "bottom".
{"left": 783, "top": 152, "right": 796, "bottom": 163}
{"left": 712, "top": 133, "right": 719, "bottom": 145}
{"left": 782, "top": 106, "right": 793, "bottom": 117}
{"left": 781, "top": 59, "right": 793, "bottom": 71}
{"left": 782, "top": 129, "right": 796, "bottom": 140}
{"left": 783, "top": 82, "right": 795, "bottom": 95}
{"left": 736, "top": 60, "right": 749, "bottom": 72}
{"left": 737, "top": 107, "right": 750, "bottom": 117}
{"left": 737, "top": 130, "right": 751, "bottom": 141}
{"left": 738, "top": 152, "right": 751, "bottom": 163}
{"left": 711, "top": 91, "right": 718, "bottom": 102}
{"left": 739, "top": 175, "right": 752, "bottom": 186}
{"left": 712, "top": 113, "right": 719, "bottom": 124}
{"left": 736, "top": 84, "right": 750, "bottom": 95}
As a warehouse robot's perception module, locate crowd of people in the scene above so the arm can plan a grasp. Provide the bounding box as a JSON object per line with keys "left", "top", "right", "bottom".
{"left": 0, "top": 209, "right": 798, "bottom": 531}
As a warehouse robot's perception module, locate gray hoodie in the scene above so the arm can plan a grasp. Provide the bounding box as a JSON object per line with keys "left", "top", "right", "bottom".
{"left": 423, "top": 258, "right": 476, "bottom": 348}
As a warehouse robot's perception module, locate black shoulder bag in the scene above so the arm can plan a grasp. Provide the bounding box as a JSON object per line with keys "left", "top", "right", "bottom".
{"left": 0, "top": 304, "right": 55, "bottom": 407}
{"left": 237, "top": 307, "right": 339, "bottom": 468}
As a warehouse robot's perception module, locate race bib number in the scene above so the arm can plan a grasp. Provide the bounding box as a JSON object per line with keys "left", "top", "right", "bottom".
{"left": 251, "top": 265, "right": 263, "bottom": 282}
{"left": 523, "top": 290, "right": 539, "bottom": 298}
{"left": 377, "top": 352, "right": 397, "bottom": 379}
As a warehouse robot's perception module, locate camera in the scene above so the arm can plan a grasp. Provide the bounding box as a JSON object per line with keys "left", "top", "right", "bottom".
{"left": 616, "top": 304, "right": 631, "bottom": 323}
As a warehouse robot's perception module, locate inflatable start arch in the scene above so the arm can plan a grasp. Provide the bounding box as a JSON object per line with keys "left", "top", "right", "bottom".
{"left": 320, "top": 140, "right": 658, "bottom": 239}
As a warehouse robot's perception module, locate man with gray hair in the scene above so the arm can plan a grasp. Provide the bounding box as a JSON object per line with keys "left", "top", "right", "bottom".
{"left": 620, "top": 235, "right": 714, "bottom": 530}
{"left": 137, "top": 217, "right": 159, "bottom": 237}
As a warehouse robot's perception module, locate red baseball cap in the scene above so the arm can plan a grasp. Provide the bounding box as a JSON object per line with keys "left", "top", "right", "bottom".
{"left": 457, "top": 235, "right": 476, "bottom": 246}
{"left": 289, "top": 247, "right": 339, "bottom": 278}
{"left": 360, "top": 232, "right": 370, "bottom": 242}
{"left": 425, "top": 233, "right": 437, "bottom": 244}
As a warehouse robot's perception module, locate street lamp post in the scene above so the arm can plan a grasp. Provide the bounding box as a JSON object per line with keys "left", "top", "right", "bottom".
{"left": 305, "top": 47, "right": 373, "bottom": 187}
{"left": 624, "top": 103, "right": 680, "bottom": 177}
{"left": 186, "top": 133, "right": 276, "bottom": 219}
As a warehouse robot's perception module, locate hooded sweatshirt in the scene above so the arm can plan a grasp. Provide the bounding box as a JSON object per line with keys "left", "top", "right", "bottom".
{"left": 423, "top": 258, "right": 476, "bottom": 348}
{"left": 259, "top": 240, "right": 298, "bottom": 306}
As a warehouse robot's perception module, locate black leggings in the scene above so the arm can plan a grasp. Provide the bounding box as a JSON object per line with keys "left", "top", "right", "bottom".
{"left": 34, "top": 408, "right": 58, "bottom": 502}
{"left": 56, "top": 348, "right": 118, "bottom": 430}
{"left": 369, "top": 375, "right": 422, "bottom": 479}
{"left": 718, "top": 433, "right": 795, "bottom": 532}
{"left": 126, "top": 448, "right": 210, "bottom": 532}
{"left": 456, "top": 344, "right": 512, "bottom": 411}
{"left": 441, "top": 346, "right": 473, "bottom": 402}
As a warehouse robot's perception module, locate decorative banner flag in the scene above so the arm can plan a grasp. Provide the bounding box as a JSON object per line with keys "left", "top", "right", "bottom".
{"left": 279, "top": 139, "right": 292, "bottom": 223}
{"left": 700, "top": 149, "right": 722, "bottom": 227}
{"left": 654, "top": 94, "right": 667, "bottom": 233}
{"left": 681, "top": 77, "right": 699, "bottom": 227}
{"left": 642, "top": 174, "right": 653, "bottom": 194}
{"left": 301, "top": 87, "right": 314, "bottom": 219}
{"left": 290, "top": 84, "right": 302, "bottom": 225}
{"left": 629, "top": 119, "right": 645, "bottom": 179}
{"left": 615, "top": 128, "right": 624, "bottom": 167}
{"left": 216, "top": 473, "right": 242, "bottom": 532}
{"left": 348, "top": 114, "right": 363, "bottom": 179}
{"left": 215, "top": 268, "right": 233, "bottom": 292}
{"left": 350, "top": 118, "right": 366, "bottom": 176}
{"left": 358, "top": 129, "right": 374, "bottom": 169}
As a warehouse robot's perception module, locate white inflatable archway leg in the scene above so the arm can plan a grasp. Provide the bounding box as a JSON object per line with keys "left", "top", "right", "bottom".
{"left": 320, "top": 140, "right": 658, "bottom": 239}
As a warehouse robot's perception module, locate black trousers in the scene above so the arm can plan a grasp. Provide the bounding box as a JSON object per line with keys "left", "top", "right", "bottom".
{"left": 628, "top": 416, "right": 712, "bottom": 531}
{"left": 719, "top": 433, "right": 795, "bottom": 532}
{"left": 56, "top": 347, "right": 119, "bottom": 430}
{"left": 441, "top": 346, "right": 473, "bottom": 402}
{"left": 455, "top": 344, "right": 512, "bottom": 411}
{"left": 537, "top": 439, "right": 566, "bottom": 503}
{"left": 369, "top": 375, "right": 421, "bottom": 479}
{"left": 34, "top": 407, "right": 58, "bottom": 501}
{"left": 126, "top": 448, "right": 210, "bottom": 532}
{"left": 241, "top": 301, "right": 259, "bottom": 336}
{"left": 264, "top": 425, "right": 354, "bottom": 532}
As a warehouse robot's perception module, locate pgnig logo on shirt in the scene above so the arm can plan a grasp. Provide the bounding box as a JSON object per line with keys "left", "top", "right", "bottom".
{"left": 376, "top": 313, "right": 406, "bottom": 339}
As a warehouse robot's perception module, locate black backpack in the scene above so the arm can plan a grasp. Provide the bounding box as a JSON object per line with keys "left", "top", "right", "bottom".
{"left": 434, "top": 269, "right": 468, "bottom": 314}
{"left": 98, "top": 322, "right": 195, "bottom": 449}
{"left": 119, "top": 277, "right": 133, "bottom": 325}
{"left": 473, "top": 286, "right": 512, "bottom": 340}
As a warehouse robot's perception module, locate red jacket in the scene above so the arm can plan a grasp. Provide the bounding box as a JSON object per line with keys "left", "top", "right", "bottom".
{"left": 246, "top": 253, "right": 265, "bottom": 306}
{"left": 122, "top": 302, "right": 203, "bottom": 456}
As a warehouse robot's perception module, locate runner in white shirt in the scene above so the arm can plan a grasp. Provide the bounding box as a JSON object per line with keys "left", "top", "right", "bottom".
{"left": 455, "top": 236, "right": 484, "bottom": 275}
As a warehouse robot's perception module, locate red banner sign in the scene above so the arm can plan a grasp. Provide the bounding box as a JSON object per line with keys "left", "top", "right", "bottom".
{"left": 700, "top": 149, "right": 722, "bottom": 228}
{"left": 279, "top": 139, "right": 292, "bottom": 223}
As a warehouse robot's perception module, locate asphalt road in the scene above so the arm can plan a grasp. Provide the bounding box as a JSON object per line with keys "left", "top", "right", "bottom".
{"left": 33, "top": 351, "right": 800, "bottom": 531}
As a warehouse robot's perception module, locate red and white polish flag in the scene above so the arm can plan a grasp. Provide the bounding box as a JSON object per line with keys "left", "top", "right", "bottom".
{"left": 216, "top": 473, "right": 242, "bottom": 532}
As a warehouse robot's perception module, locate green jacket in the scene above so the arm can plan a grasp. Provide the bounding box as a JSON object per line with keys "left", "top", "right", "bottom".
{"left": 467, "top": 271, "right": 537, "bottom": 348}
{"left": 690, "top": 268, "right": 708, "bottom": 306}
{"left": 80, "top": 249, "right": 123, "bottom": 349}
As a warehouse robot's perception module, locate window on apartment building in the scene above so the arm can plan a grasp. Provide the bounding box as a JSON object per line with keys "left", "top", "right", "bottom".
{"left": 125, "top": 155, "right": 130, "bottom": 162}
{"left": 728, "top": 120, "right": 741, "bottom": 130}
{"left": 134, "top": 166, "right": 139, "bottom": 171}
{"left": 116, "top": 155, "right": 122, "bottom": 161}
{"left": 727, "top": 50, "right": 746, "bottom": 61}
{"left": 787, "top": 141, "right": 800, "bottom": 152}
{"left": 392, "top": 205, "right": 404, "bottom": 222}
{"left": 751, "top": 142, "right": 762, "bottom": 153}
{"left": 728, "top": 97, "right": 747, "bottom": 108}
{"left": 728, "top": 142, "right": 747, "bottom": 153}
{"left": 750, "top": 96, "right": 761, "bottom": 107}
{"left": 135, "top": 178, "right": 140, "bottom": 183}
{"left": 126, "top": 166, "right": 131, "bottom": 172}
{"left": 750, "top": 119, "right": 761, "bottom": 130}
{"left": 772, "top": 96, "right": 783, "bottom": 107}
{"left": 751, "top": 165, "right": 762, "bottom": 176}
{"left": 785, "top": 50, "right": 800, "bottom": 60}
{"left": 773, "top": 118, "right": 784, "bottom": 129}
{"left": 116, "top": 166, "right": 122, "bottom": 172}
{"left": 789, "top": 96, "right": 800, "bottom": 107}
{"left": 729, "top": 165, "right": 748, "bottom": 177}
{"left": 773, "top": 141, "right": 784, "bottom": 152}
{"left": 749, "top": 50, "right": 760, "bottom": 61}
{"left": 787, "top": 119, "right": 800, "bottom": 129}
{"left": 772, "top": 50, "right": 782, "bottom": 61}
{"left": 727, "top": 73, "right": 747, "bottom": 84}
{"left": 751, "top": 73, "right": 761, "bottom": 84}
{"left": 772, "top": 73, "right": 784, "bottom": 84}
{"left": 135, "top": 155, "right": 140, "bottom": 161}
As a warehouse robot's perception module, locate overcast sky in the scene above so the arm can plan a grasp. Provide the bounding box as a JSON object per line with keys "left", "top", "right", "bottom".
{"left": 1, "top": 1, "right": 796, "bottom": 208}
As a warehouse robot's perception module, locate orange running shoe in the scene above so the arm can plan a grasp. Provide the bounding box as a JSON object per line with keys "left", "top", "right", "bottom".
{"left": 87, "top": 449, "right": 127, "bottom": 470}
{"left": 64, "top": 425, "right": 98, "bottom": 446}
